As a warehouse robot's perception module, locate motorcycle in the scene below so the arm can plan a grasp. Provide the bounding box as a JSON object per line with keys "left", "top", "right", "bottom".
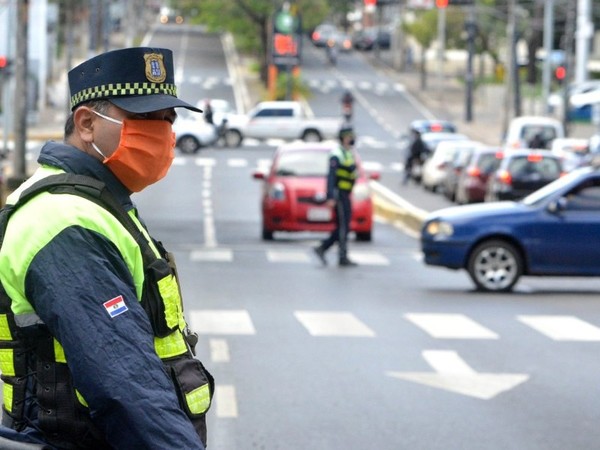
{"left": 326, "top": 39, "right": 338, "bottom": 66}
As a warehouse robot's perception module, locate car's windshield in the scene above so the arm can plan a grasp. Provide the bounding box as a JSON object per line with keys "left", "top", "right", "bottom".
{"left": 275, "top": 151, "right": 330, "bottom": 177}
{"left": 522, "top": 169, "right": 590, "bottom": 205}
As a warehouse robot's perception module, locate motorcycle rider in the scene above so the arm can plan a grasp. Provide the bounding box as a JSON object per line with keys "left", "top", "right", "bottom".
{"left": 341, "top": 90, "right": 354, "bottom": 121}
{"left": 403, "top": 129, "right": 427, "bottom": 185}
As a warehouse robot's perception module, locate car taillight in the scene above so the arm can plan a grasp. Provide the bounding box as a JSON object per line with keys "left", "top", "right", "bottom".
{"left": 495, "top": 151, "right": 504, "bottom": 159}
{"left": 527, "top": 153, "right": 543, "bottom": 162}
{"left": 312, "top": 31, "right": 320, "bottom": 41}
{"left": 467, "top": 167, "right": 481, "bottom": 177}
{"left": 498, "top": 170, "right": 512, "bottom": 185}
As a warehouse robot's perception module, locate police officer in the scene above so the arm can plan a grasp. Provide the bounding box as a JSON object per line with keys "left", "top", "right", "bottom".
{"left": 314, "top": 125, "right": 359, "bottom": 267}
{"left": 0, "top": 48, "right": 212, "bottom": 449}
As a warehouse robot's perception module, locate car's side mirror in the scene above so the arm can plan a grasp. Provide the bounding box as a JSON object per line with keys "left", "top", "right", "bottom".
{"left": 547, "top": 197, "right": 567, "bottom": 213}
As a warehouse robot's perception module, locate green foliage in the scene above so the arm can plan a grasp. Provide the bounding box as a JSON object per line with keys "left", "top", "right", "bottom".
{"left": 274, "top": 71, "right": 312, "bottom": 101}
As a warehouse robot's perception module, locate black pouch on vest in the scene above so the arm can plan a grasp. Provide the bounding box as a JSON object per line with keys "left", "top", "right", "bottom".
{"left": 141, "top": 258, "right": 178, "bottom": 338}
{"left": 166, "top": 356, "right": 215, "bottom": 446}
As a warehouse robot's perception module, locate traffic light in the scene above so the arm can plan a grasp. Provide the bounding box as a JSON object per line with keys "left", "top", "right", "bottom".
{"left": 436, "top": 0, "right": 448, "bottom": 7}
{"left": 0, "top": 56, "right": 11, "bottom": 78}
{"left": 554, "top": 66, "right": 566, "bottom": 85}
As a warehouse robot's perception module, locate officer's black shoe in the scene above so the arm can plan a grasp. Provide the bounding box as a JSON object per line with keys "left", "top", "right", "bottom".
{"left": 313, "top": 246, "right": 327, "bottom": 266}
{"left": 339, "top": 258, "right": 358, "bottom": 267}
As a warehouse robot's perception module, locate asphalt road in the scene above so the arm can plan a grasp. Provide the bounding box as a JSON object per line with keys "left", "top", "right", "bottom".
{"left": 118, "top": 24, "right": 600, "bottom": 450}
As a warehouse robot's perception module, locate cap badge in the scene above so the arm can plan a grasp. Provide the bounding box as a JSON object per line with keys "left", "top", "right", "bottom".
{"left": 144, "top": 53, "right": 167, "bottom": 83}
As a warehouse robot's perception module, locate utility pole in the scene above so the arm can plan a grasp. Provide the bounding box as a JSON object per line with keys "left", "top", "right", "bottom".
{"left": 541, "top": 0, "right": 554, "bottom": 115}
{"left": 10, "top": 0, "right": 29, "bottom": 188}
{"left": 562, "top": 0, "right": 576, "bottom": 135}
{"left": 465, "top": 4, "right": 476, "bottom": 122}
{"left": 502, "top": 0, "right": 516, "bottom": 137}
{"left": 575, "top": 0, "right": 592, "bottom": 84}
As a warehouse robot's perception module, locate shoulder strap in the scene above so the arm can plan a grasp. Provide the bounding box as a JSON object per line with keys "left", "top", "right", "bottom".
{"left": 0, "top": 173, "right": 156, "bottom": 264}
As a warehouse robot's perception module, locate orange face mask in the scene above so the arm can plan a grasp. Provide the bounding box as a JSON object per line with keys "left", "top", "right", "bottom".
{"left": 92, "top": 111, "right": 175, "bottom": 192}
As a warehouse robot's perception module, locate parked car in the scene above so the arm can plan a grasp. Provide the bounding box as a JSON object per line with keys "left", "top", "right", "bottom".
{"left": 252, "top": 142, "right": 379, "bottom": 241}
{"left": 503, "top": 116, "right": 565, "bottom": 149}
{"left": 421, "top": 139, "right": 475, "bottom": 192}
{"left": 485, "top": 150, "right": 563, "bottom": 201}
{"left": 439, "top": 141, "right": 485, "bottom": 201}
{"left": 548, "top": 80, "right": 600, "bottom": 120}
{"left": 421, "top": 166, "right": 600, "bottom": 292}
{"left": 409, "top": 119, "right": 457, "bottom": 134}
{"left": 352, "top": 28, "right": 391, "bottom": 51}
{"left": 173, "top": 110, "right": 219, "bottom": 153}
{"left": 225, "top": 101, "right": 342, "bottom": 147}
{"left": 311, "top": 23, "right": 338, "bottom": 48}
{"left": 421, "top": 132, "right": 469, "bottom": 156}
{"left": 454, "top": 147, "right": 504, "bottom": 204}
{"left": 550, "top": 138, "right": 589, "bottom": 172}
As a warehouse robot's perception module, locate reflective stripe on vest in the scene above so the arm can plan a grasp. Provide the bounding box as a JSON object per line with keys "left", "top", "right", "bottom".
{"left": 186, "top": 384, "right": 211, "bottom": 415}
{"left": 331, "top": 147, "right": 357, "bottom": 192}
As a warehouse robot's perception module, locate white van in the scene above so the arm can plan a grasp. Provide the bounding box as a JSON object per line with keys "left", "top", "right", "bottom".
{"left": 504, "top": 116, "right": 565, "bottom": 150}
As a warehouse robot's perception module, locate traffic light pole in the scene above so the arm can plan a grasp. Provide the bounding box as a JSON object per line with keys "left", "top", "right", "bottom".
{"left": 465, "top": 4, "right": 475, "bottom": 122}
{"left": 541, "top": 0, "right": 555, "bottom": 115}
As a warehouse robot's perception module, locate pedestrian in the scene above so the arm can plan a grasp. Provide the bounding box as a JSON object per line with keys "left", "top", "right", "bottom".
{"left": 204, "top": 99, "right": 214, "bottom": 125}
{"left": 314, "top": 125, "right": 359, "bottom": 267}
{"left": 341, "top": 89, "right": 354, "bottom": 120}
{"left": 0, "top": 47, "right": 213, "bottom": 449}
{"left": 403, "top": 129, "right": 427, "bottom": 184}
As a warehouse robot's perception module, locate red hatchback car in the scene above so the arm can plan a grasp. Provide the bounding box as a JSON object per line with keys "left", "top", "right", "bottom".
{"left": 252, "top": 142, "right": 379, "bottom": 241}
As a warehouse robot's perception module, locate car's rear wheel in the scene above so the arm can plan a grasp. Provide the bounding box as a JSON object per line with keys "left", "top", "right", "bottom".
{"left": 224, "top": 129, "right": 243, "bottom": 147}
{"left": 302, "top": 130, "right": 322, "bottom": 142}
{"left": 355, "top": 231, "right": 372, "bottom": 242}
{"left": 467, "top": 239, "right": 523, "bottom": 292}
{"left": 177, "top": 135, "right": 201, "bottom": 154}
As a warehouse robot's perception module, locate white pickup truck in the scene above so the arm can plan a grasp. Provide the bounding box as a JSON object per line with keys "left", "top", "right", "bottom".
{"left": 223, "top": 101, "right": 343, "bottom": 147}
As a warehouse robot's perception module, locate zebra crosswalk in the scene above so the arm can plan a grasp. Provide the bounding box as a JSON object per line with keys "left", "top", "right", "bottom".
{"left": 190, "top": 310, "right": 600, "bottom": 343}
{"left": 172, "top": 155, "right": 401, "bottom": 174}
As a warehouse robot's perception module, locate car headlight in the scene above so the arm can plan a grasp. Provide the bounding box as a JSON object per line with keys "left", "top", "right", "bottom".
{"left": 352, "top": 182, "right": 370, "bottom": 201}
{"left": 424, "top": 220, "right": 454, "bottom": 238}
{"left": 267, "top": 182, "right": 286, "bottom": 200}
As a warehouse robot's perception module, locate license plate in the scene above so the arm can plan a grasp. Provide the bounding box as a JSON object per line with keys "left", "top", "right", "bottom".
{"left": 307, "top": 207, "right": 332, "bottom": 222}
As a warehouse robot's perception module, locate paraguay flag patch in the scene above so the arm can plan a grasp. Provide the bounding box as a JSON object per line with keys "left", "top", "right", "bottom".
{"left": 103, "top": 295, "right": 128, "bottom": 318}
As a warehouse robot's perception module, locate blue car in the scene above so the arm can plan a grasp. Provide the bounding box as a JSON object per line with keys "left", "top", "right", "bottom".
{"left": 421, "top": 166, "right": 600, "bottom": 292}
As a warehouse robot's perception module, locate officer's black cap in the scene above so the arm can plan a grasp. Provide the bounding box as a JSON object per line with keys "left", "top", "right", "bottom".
{"left": 68, "top": 47, "right": 202, "bottom": 114}
{"left": 338, "top": 124, "right": 355, "bottom": 140}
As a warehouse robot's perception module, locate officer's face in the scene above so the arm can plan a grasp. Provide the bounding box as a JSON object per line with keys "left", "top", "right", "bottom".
{"left": 87, "top": 104, "right": 177, "bottom": 160}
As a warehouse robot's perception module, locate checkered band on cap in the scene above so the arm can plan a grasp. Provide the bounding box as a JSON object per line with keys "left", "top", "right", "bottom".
{"left": 70, "top": 82, "right": 178, "bottom": 109}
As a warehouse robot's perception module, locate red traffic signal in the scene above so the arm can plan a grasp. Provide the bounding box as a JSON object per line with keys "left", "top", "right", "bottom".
{"left": 554, "top": 66, "right": 566, "bottom": 81}
{"left": 0, "top": 56, "right": 7, "bottom": 69}
{"left": 436, "top": 0, "right": 448, "bottom": 7}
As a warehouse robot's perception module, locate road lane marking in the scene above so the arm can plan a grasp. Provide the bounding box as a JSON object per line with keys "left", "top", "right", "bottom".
{"left": 405, "top": 313, "right": 499, "bottom": 339}
{"left": 294, "top": 311, "right": 375, "bottom": 337}
{"left": 517, "top": 315, "right": 600, "bottom": 341}
{"left": 348, "top": 252, "right": 390, "bottom": 266}
{"left": 386, "top": 350, "right": 529, "bottom": 400}
{"left": 190, "top": 310, "right": 256, "bottom": 335}
{"left": 227, "top": 158, "right": 248, "bottom": 167}
{"left": 210, "top": 338, "right": 230, "bottom": 363}
{"left": 190, "top": 249, "right": 233, "bottom": 262}
{"left": 267, "top": 250, "right": 311, "bottom": 263}
{"left": 215, "top": 385, "right": 238, "bottom": 418}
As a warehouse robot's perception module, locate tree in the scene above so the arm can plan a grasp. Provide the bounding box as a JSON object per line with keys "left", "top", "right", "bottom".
{"left": 403, "top": 8, "right": 465, "bottom": 90}
{"left": 178, "top": 0, "right": 332, "bottom": 83}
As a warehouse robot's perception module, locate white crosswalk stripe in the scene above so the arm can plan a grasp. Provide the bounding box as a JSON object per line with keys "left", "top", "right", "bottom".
{"left": 405, "top": 313, "right": 499, "bottom": 339}
{"left": 172, "top": 155, "right": 400, "bottom": 173}
{"left": 517, "top": 315, "right": 600, "bottom": 341}
{"left": 294, "top": 311, "right": 376, "bottom": 337}
{"left": 188, "top": 309, "right": 600, "bottom": 343}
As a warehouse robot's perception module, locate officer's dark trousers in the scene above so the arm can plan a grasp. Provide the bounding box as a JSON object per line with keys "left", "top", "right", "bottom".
{"left": 319, "top": 193, "right": 352, "bottom": 261}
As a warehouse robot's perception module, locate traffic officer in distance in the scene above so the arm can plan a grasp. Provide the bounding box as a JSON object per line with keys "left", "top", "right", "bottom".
{"left": 314, "top": 125, "right": 359, "bottom": 267}
{"left": 0, "top": 48, "right": 213, "bottom": 449}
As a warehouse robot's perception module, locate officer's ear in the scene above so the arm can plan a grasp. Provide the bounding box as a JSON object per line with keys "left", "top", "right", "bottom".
{"left": 72, "top": 106, "right": 96, "bottom": 143}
